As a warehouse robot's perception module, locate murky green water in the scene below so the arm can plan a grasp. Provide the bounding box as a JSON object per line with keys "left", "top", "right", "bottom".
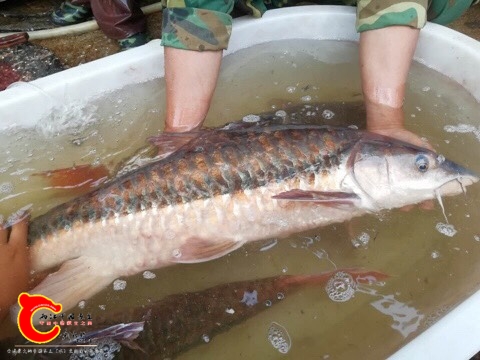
{"left": 0, "top": 40, "right": 479, "bottom": 359}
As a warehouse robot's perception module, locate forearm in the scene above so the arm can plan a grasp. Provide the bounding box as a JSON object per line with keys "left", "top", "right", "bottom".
{"left": 164, "top": 48, "right": 222, "bottom": 132}
{"left": 359, "top": 25, "right": 420, "bottom": 131}
{"left": 161, "top": 4, "right": 233, "bottom": 132}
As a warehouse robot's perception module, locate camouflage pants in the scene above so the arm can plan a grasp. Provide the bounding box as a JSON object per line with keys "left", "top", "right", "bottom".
{"left": 161, "top": 0, "right": 475, "bottom": 51}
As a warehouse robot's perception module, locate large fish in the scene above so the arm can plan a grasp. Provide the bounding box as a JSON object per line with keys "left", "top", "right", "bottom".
{"left": 2, "top": 269, "right": 388, "bottom": 359}
{"left": 25, "top": 120, "right": 478, "bottom": 313}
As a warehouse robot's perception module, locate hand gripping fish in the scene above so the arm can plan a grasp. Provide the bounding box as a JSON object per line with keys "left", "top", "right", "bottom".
{"left": 25, "top": 123, "right": 479, "bottom": 313}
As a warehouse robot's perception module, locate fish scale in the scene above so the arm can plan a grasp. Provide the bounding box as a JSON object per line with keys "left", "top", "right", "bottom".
{"left": 24, "top": 123, "right": 478, "bottom": 314}
{"left": 29, "top": 126, "right": 354, "bottom": 243}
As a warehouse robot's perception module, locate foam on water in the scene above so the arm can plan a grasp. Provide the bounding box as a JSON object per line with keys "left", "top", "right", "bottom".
{"left": 325, "top": 271, "right": 356, "bottom": 303}
{"left": 113, "top": 279, "right": 127, "bottom": 291}
{"left": 351, "top": 231, "right": 371, "bottom": 248}
{"left": 142, "top": 271, "right": 156, "bottom": 279}
{"left": 267, "top": 322, "right": 291, "bottom": 354}
{"left": 435, "top": 222, "right": 458, "bottom": 237}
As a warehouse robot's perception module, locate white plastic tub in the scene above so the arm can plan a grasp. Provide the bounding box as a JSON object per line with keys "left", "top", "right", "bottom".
{"left": 0, "top": 6, "right": 479, "bottom": 359}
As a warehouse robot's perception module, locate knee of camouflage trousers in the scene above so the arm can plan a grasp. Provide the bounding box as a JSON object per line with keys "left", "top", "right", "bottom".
{"left": 161, "top": 0, "right": 235, "bottom": 51}
{"left": 357, "top": 0, "right": 473, "bottom": 32}
{"left": 161, "top": 0, "right": 475, "bottom": 50}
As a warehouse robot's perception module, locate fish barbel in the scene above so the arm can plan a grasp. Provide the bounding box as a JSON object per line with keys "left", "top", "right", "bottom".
{"left": 26, "top": 122, "right": 478, "bottom": 312}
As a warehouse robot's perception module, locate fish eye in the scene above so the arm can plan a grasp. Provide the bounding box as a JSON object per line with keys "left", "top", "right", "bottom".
{"left": 415, "top": 154, "right": 429, "bottom": 172}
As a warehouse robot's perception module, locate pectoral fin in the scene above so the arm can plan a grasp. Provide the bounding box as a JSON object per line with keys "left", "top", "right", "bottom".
{"left": 172, "top": 238, "right": 246, "bottom": 264}
{"left": 12, "top": 257, "right": 117, "bottom": 320}
{"left": 272, "top": 190, "right": 359, "bottom": 206}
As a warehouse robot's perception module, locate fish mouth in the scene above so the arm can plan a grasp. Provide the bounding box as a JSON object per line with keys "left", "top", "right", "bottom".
{"left": 436, "top": 175, "right": 479, "bottom": 197}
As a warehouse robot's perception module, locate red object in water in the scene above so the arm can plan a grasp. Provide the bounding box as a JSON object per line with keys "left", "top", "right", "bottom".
{"left": 34, "top": 164, "right": 111, "bottom": 195}
{"left": 0, "top": 61, "right": 21, "bottom": 90}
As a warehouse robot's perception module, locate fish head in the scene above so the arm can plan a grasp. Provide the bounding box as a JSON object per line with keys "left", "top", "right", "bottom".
{"left": 347, "top": 134, "right": 479, "bottom": 210}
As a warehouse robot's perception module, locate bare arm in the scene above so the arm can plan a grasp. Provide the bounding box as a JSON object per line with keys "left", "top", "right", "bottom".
{"left": 359, "top": 26, "right": 430, "bottom": 148}
{"left": 164, "top": 48, "right": 223, "bottom": 133}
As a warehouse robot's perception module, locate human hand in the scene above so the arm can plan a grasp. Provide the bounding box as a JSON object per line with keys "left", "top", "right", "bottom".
{"left": 365, "top": 104, "right": 435, "bottom": 211}
{"left": 369, "top": 127, "right": 433, "bottom": 151}
{"left": 0, "top": 218, "right": 30, "bottom": 322}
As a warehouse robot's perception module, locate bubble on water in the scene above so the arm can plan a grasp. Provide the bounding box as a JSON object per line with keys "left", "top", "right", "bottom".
{"left": 436, "top": 154, "right": 445, "bottom": 164}
{"left": 444, "top": 124, "right": 476, "bottom": 133}
{"left": 351, "top": 232, "right": 370, "bottom": 248}
{"left": 416, "top": 106, "right": 422, "bottom": 112}
{"left": 113, "top": 279, "right": 127, "bottom": 291}
{"left": 240, "top": 290, "right": 258, "bottom": 307}
{"left": 325, "top": 271, "right": 356, "bottom": 302}
{"left": 172, "top": 249, "right": 182, "bottom": 258}
{"left": 422, "top": 86, "right": 431, "bottom": 92}
{"left": 202, "top": 334, "right": 210, "bottom": 343}
{"left": 78, "top": 300, "right": 86, "bottom": 309}
{"left": 301, "top": 95, "right": 312, "bottom": 102}
{"left": 264, "top": 300, "right": 272, "bottom": 307}
{"left": 474, "top": 235, "right": 480, "bottom": 242}
{"left": 286, "top": 86, "right": 296, "bottom": 93}
{"left": 275, "top": 110, "right": 287, "bottom": 118}
{"left": 322, "top": 109, "right": 335, "bottom": 120}
{"left": 277, "top": 292, "right": 285, "bottom": 300}
{"left": 36, "top": 103, "right": 98, "bottom": 138}
{"left": 0, "top": 182, "right": 13, "bottom": 194}
{"left": 267, "top": 322, "right": 291, "bottom": 354}
{"left": 282, "top": 266, "right": 288, "bottom": 273}
{"left": 431, "top": 250, "right": 440, "bottom": 259}
{"left": 242, "top": 114, "right": 261, "bottom": 123}
{"left": 435, "top": 223, "right": 457, "bottom": 237}
{"left": 142, "top": 271, "right": 156, "bottom": 279}
{"left": 225, "top": 307, "right": 235, "bottom": 314}
{"left": 99, "top": 305, "right": 106, "bottom": 310}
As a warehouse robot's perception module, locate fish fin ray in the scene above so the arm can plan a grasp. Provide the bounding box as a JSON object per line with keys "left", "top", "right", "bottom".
{"left": 20, "top": 257, "right": 116, "bottom": 318}
{"left": 70, "top": 322, "right": 145, "bottom": 349}
{"left": 172, "top": 238, "right": 246, "bottom": 264}
{"left": 272, "top": 190, "right": 359, "bottom": 205}
{"left": 33, "top": 164, "right": 110, "bottom": 195}
{"left": 148, "top": 131, "right": 205, "bottom": 158}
